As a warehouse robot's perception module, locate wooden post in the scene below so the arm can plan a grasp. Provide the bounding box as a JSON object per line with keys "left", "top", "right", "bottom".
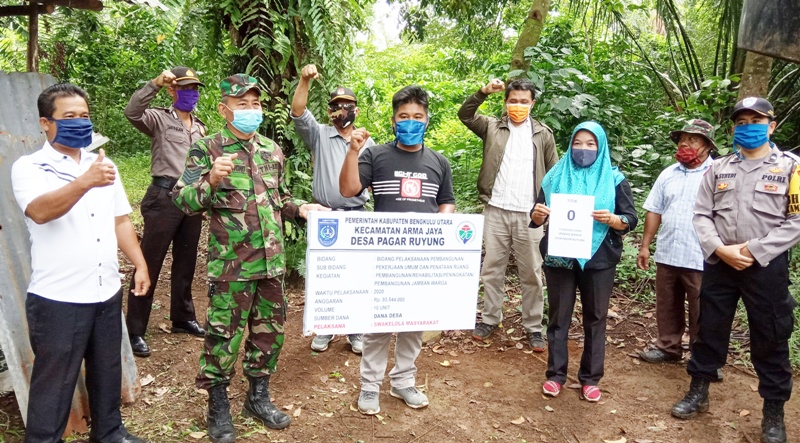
{"left": 26, "top": 0, "right": 38, "bottom": 73}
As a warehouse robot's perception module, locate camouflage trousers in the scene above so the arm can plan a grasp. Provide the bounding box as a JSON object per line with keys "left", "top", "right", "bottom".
{"left": 196, "top": 278, "right": 285, "bottom": 390}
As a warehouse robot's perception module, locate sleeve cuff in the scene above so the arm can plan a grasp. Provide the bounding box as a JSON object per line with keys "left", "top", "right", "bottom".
{"left": 745, "top": 239, "right": 771, "bottom": 266}
{"left": 703, "top": 238, "right": 725, "bottom": 261}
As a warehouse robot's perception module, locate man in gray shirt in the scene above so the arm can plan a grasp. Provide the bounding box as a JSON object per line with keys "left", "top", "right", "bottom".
{"left": 291, "top": 64, "right": 373, "bottom": 354}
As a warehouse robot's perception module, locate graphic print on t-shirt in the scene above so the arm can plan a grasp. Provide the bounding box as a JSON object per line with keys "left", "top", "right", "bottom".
{"left": 401, "top": 178, "right": 421, "bottom": 198}
{"left": 373, "top": 170, "right": 440, "bottom": 204}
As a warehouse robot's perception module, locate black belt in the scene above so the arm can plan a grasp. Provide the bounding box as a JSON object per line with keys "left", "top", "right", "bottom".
{"left": 152, "top": 176, "right": 178, "bottom": 189}
{"left": 333, "top": 205, "right": 364, "bottom": 211}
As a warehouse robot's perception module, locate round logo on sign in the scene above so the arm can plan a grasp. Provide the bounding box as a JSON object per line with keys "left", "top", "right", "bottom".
{"left": 457, "top": 222, "right": 476, "bottom": 244}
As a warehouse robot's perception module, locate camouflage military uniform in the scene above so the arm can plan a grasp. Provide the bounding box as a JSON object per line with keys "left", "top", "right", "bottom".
{"left": 173, "top": 125, "right": 303, "bottom": 390}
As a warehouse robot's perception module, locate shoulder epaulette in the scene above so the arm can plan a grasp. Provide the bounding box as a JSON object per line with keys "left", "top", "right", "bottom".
{"left": 781, "top": 150, "right": 800, "bottom": 163}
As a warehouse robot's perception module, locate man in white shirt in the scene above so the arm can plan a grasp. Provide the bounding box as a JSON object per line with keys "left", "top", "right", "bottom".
{"left": 11, "top": 83, "right": 150, "bottom": 443}
{"left": 458, "top": 79, "right": 559, "bottom": 350}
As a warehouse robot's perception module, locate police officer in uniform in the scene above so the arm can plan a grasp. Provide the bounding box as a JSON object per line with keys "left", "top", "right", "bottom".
{"left": 124, "top": 67, "right": 208, "bottom": 357}
{"left": 671, "top": 97, "right": 800, "bottom": 443}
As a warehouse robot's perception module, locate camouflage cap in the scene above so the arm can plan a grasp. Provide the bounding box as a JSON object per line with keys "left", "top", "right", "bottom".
{"left": 171, "top": 66, "right": 204, "bottom": 87}
{"left": 669, "top": 119, "right": 717, "bottom": 149}
{"left": 219, "top": 74, "right": 261, "bottom": 98}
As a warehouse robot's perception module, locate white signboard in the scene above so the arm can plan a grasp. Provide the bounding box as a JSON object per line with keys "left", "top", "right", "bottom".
{"left": 303, "top": 211, "right": 484, "bottom": 335}
{"left": 547, "top": 193, "right": 595, "bottom": 260}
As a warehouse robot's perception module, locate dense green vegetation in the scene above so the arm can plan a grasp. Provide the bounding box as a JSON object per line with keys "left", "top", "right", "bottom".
{"left": 2, "top": 0, "right": 799, "bottom": 365}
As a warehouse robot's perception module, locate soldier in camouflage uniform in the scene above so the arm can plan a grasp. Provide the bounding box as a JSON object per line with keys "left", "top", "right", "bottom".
{"left": 173, "top": 74, "right": 327, "bottom": 442}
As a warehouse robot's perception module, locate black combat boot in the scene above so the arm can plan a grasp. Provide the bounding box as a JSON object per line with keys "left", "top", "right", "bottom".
{"left": 207, "top": 385, "right": 236, "bottom": 443}
{"left": 242, "top": 376, "right": 291, "bottom": 430}
{"left": 671, "top": 377, "right": 710, "bottom": 419}
{"left": 761, "top": 400, "right": 787, "bottom": 443}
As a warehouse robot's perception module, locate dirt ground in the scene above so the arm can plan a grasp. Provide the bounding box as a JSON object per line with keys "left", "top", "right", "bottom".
{"left": 1, "top": 249, "right": 798, "bottom": 443}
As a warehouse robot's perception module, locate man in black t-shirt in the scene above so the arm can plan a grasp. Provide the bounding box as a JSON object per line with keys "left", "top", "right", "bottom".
{"left": 340, "top": 85, "right": 455, "bottom": 415}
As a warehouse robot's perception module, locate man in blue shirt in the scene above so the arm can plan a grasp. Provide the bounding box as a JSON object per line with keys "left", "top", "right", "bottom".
{"left": 637, "top": 120, "right": 715, "bottom": 363}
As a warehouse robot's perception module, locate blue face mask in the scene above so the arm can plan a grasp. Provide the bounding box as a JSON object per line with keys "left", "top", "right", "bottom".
{"left": 734, "top": 123, "right": 770, "bottom": 150}
{"left": 227, "top": 108, "right": 263, "bottom": 134}
{"left": 395, "top": 119, "right": 426, "bottom": 146}
{"left": 571, "top": 148, "right": 597, "bottom": 167}
{"left": 50, "top": 117, "right": 93, "bottom": 149}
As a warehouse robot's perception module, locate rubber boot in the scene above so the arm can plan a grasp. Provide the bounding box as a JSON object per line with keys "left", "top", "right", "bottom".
{"left": 207, "top": 385, "right": 236, "bottom": 443}
{"left": 242, "top": 376, "right": 292, "bottom": 430}
{"left": 761, "top": 400, "right": 786, "bottom": 443}
{"left": 671, "top": 377, "right": 710, "bottom": 419}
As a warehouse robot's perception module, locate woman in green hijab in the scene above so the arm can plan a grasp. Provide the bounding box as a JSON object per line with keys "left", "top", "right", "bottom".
{"left": 530, "top": 121, "right": 638, "bottom": 402}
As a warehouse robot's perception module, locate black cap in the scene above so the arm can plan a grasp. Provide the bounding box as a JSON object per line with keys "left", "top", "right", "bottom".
{"left": 329, "top": 86, "right": 357, "bottom": 105}
{"left": 731, "top": 97, "right": 774, "bottom": 121}
{"left": 171, "top": 66, "right": 204, "bottom": 87}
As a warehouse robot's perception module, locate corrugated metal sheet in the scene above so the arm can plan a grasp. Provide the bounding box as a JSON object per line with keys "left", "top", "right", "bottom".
{"left": 0, "top": 71, "right": 140, "bottom": 436}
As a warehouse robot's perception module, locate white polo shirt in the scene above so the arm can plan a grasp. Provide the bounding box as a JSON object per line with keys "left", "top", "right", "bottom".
{"left": 11, "top": 142, "right": 132, "bottom": 303}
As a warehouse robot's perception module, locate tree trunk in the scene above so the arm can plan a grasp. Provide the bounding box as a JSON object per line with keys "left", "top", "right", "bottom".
{"left": 509, "top": 0, "right": 551, "bottom": 77}
{"left": 737, "top": 51, "right": 773, "bottom": 99}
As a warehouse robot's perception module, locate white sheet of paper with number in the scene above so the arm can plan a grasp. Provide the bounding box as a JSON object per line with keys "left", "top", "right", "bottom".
{"left": 547, "top": 193, "right": 595, "bottom": 259}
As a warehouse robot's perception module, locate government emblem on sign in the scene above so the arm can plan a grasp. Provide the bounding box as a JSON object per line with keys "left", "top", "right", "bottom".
{"left": 318, "top": 219, "right": 338, "bottom": 247}
{"left": 457, "top": 222, "right": 476, "bottom": 244}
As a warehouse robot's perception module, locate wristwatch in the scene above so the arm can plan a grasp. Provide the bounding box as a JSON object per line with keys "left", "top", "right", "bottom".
{"left": 618, "top": 214, "right": 630, "bottom": 228}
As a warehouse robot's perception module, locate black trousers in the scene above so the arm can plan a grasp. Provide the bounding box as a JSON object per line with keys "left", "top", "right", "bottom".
{"left": 25, "top": 290, "right": 126, "bottom": 443}
{"left": 544, "top": 265, "right": 616, "bottom": 386}
{"left": 687, "top": 253, "right": 795, "bottom": 401}
{"left": 127, "top": 184, "right": 202, "bottom": 336}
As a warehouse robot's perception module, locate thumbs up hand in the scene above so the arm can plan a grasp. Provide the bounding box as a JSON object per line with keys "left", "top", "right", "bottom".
{"left": 80, "top": 148, "right": 116, "bottom": 189}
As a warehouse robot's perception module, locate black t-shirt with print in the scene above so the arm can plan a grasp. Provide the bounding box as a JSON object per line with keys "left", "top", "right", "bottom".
{"left": 358, "top": 142, "right": 455, "bottom": 214}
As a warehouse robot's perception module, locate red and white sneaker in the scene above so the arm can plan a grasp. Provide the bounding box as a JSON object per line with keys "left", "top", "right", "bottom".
{"left": 581, "top": 385, "right": 601, "bottom": 402}
{"left": 542, "top": 380, "right": 561, "bottom": 397}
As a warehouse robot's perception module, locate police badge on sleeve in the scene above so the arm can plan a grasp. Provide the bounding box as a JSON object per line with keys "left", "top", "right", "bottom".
{"left": 318, "top": 219, "right": 339, "bottom": 247}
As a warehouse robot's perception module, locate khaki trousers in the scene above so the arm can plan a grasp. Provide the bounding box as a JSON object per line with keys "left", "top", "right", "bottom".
{"left": 480, "top": 204, "right": 545, "bottom": 333}
{"left": 360, "top": 332, "right": 423, "bottom": 392}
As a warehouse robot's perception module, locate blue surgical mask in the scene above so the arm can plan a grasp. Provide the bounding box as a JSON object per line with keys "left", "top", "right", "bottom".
{"left": 50, "top": 117, "right": 93, "bottom": 149}
{"left": 395, "top": 119, "right": 426, "bottom": 146}
{"left": 571, "top": 148, "right": 597, "bottom": 167}
{"left": 226, "top": 107, "right": 263, "bottom": 134}
{"left": 733, "top": 123, "right": 770, "bottom": 150}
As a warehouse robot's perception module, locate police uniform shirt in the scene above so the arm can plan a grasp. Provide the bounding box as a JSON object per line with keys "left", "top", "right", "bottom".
{"left": 693, "top": 146, "right": 800, "bottom": 266}
{"left": 124, "top": 80, "right": 206, "bottom": 179}
{"left": 11, "top": 142, "right": 133, "bottom": 303}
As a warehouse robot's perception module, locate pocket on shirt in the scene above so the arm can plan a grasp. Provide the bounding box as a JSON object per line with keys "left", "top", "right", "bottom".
{"left": 165, "top": 131, "right": 187, "bottom": 144}
{"left": 260, "top": 170, "right": 282, "bottom": 209}
{"left": 752, "top": 180, "right": 788, "bottom": 217}
{"left": 711, "top": 181, "right": 736, "bottom": 211}
{"left": 212, "top": 175, "right": 251, "bottom": 212}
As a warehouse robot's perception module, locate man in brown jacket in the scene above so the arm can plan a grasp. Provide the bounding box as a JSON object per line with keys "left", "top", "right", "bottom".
{"left": 458, "top": 78, "right": 558, "bottom": 351}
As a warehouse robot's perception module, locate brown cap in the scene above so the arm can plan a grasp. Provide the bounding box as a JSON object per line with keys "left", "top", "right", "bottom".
{"left": 171, "top": 66, "right": 204, "bottom": 87}
{"left": 329, "top": 86, "right": 357, "bottom": 105}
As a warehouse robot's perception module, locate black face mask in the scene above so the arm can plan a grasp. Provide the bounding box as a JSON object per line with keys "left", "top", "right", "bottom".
{"left": 332, "top": 111, "right": 355, "bottom": 129}
{"left": 330, "top": 103, "right": 356, "bottom": 129}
